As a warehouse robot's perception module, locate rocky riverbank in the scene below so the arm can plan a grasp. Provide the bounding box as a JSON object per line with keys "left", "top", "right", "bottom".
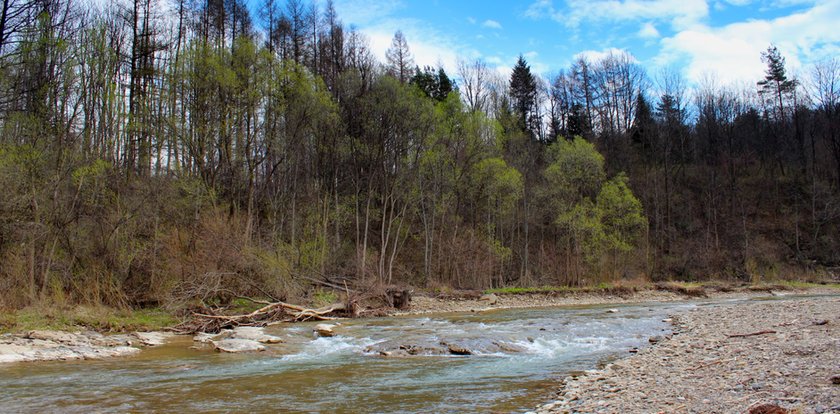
{"left": 399, "top": 286, "right": 839, "bottom": 316}
{"left": 0, "top": 330, "right": 173, "bottom": 363}
{"left": 534, "top": 296, "right": 840, "bottom": 414}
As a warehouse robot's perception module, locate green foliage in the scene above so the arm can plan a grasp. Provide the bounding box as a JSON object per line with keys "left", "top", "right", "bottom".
{"left": 411, "top": 65, "right": 455, "bottom": 101}
{"left": 597, "top": 173, "right": 647, "bottom": 253}
{"left": 312, "top": 289, "right": 339, "bottom": 307}
{"left": 474, "top": 157, "right": 523, "bottom": 215}
{"left": 544, "top": 137, "right": 606, "bottom": 205}
{"left": 545, "top": 138, "right": 646, "bottom": 273}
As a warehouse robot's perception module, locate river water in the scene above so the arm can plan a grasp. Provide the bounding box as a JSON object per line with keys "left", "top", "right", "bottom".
{"left": 0, "top": 302, "right": 691, "bottom": 413}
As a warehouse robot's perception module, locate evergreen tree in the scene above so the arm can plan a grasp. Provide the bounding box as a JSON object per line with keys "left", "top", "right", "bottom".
{"left": 434, "top": 67, "right": 453, "bottom": 101}
{"left": 410, "top": 65, "right": 455, "bottom": 102}
{"left": 567, "top": 103, "right": 586, "bottom": 139}
{"left": 509, "top": 55, "right": 537, "bottom": 138}
{"left": 630, "top": 92, "right": 654, "bottom": 152}
{"left": 757, "top": 45, "right": 797, "bottom": 117}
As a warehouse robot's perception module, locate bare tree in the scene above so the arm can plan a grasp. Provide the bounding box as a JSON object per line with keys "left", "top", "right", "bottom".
{"left": 457, "top": 58, "right": 488, "bottom": 113}
{"left": 385, "top": 30, "right": 413, "bottom": 83}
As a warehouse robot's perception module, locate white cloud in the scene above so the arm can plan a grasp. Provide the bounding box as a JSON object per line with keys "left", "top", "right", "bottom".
{"left": 526, "top": 0, "right": 709, "bottom": 30}
{"left": 525, "top": 0, "right": 555, "bottom": 19}
{"left": 655, "top": 0, "right": 840, "bottom": 85}
{"left": 482, "top": 19, "right": 503, "bottom": 29}
{"left": 333, "top": 0, "right": 483, "bottom": 73}
{"left": 575, "top": 47, "right": 639, "bottom": 63}
{"left": 638, "top": 22, "right": 661, "bottom": 38}
{"left": 355, "top": 18, "right": 482, "bottom": 74}
{"left": 467, "top": 16, "right": 477, "bottom": 24}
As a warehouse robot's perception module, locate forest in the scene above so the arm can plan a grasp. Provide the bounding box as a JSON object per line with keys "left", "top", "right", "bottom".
{"left": 1, "top": 0, "right": 838, "bottom": 310}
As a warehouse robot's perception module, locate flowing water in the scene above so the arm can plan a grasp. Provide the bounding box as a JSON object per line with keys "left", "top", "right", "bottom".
{"left": 0, "top": 302, "right": 691, "bottom": 413}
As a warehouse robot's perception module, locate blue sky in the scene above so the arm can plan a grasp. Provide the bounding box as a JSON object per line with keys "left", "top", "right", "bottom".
{"left": 310, "top": 0, "right": 840, "bottom": 86}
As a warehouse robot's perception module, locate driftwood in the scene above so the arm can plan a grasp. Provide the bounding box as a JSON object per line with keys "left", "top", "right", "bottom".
{"left": 727, "top": 330, "right": 777, "bottom": 338}
{"left": 174, "top": 301, "right": 353, "bottom": 334}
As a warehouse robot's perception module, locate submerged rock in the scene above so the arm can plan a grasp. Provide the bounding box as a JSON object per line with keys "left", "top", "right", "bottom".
{"left": 231, "top": 327, "right": 283, "bottom": 344}
{"left": 193, "top": 333, "right": 216, "bottom": 343}
{"left": 133, "top": 332, "right": 173, "bottom": 347}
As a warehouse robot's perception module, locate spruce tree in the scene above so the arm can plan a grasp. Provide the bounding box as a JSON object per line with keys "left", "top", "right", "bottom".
{"left": 509, "top": 55, "right": 537, "bottom": 137}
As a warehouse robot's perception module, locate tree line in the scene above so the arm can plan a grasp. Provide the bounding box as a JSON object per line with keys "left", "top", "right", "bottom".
{"left": 0, "top": 0, "right": 837, "bottom": 308}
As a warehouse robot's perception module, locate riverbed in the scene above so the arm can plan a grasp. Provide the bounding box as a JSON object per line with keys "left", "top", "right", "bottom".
{"left": 0, "top": 302, "right": 686, "bottom": 413}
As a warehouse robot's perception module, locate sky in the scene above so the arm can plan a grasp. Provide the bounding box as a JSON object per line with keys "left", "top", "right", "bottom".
{"left": 309, "top": 0, "right": 840, "bottom": 87}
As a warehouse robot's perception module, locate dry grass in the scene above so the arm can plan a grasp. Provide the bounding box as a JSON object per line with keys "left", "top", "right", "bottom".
{"left": 0, "top": 305, "right": 177, "bottom": 334}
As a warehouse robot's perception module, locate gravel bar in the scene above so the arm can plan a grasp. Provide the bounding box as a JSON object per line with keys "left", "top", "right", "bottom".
{"left": 534, "top": 296, "right": 840, "bottom": 414}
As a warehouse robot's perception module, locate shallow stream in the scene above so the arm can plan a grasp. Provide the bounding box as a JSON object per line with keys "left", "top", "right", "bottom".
{"left": 0, "top": 302, "right": 691, "bottom": 413}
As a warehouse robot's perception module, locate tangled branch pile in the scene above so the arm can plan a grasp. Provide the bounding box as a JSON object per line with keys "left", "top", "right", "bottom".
{"left": 173, "top": 300, "right": 357, "bottom": 334}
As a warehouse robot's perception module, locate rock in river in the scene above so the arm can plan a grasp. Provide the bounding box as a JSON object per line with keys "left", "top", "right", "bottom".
{"left": 133, "top": 332, "right": 173, "bottom": 347}
{"left": 446, "top": 343, "right": 472, "bottom": 356}
{"left": 231, "top": 327, "right": 283, "bottom": 344}
{"left": 212, "top": 339, "right": 266, "bottom": 353}
{"left": 314, "top": 324, "right": 337, "bottom": 337}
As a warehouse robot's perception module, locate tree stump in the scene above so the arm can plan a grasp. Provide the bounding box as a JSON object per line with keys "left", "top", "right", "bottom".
{"left": 385, "top": 287, "right": 412, "bottom": 309}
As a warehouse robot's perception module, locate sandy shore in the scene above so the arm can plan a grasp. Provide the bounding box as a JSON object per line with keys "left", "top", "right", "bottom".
{"left": 533, "top": 295, "right": 840, "bottom": 414}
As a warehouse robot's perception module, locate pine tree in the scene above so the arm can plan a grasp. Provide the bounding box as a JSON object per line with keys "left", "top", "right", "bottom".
{"left": 757, "top": 45, "right": 797, "bottom": 117}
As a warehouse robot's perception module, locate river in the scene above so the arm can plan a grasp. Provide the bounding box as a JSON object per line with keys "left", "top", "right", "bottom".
{"left": 0, "top": 302, "right": 690, "bottom": 413}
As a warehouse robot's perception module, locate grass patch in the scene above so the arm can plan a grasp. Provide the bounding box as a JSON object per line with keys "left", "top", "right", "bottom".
{"left": 0, "top": 306, "right": 177, "bottom": 334}
{"left": 312, "top": 289, "right": 339, "bottom": 307}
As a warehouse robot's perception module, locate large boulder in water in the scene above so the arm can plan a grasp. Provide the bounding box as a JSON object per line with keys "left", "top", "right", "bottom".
{"left": 314, "top": 324, "right": 336, "bottom": 337}
{"left": 212, "top": 338, "right": 265, "bottom": 353}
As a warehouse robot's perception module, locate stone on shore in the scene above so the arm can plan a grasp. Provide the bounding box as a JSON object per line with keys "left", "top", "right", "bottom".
{"left": 535, "top": 298, "right": 840, "bottom": 414}
{"left": 1, "top": 331, "right": 141, "bottom": 363}
{"left": 479, "top": 293, "right": 499, "bottom": 305}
